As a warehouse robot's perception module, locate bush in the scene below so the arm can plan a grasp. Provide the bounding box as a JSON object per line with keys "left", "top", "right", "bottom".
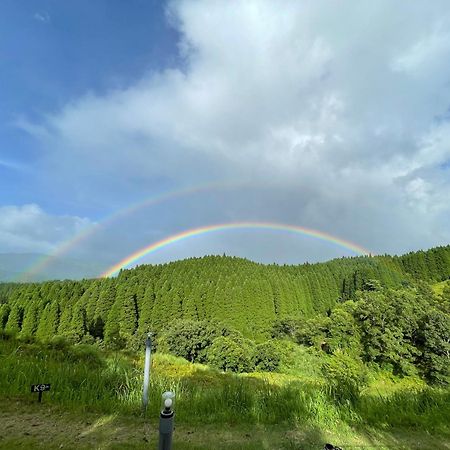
{"left": 295, "top": 316, "right": 331, "bottom": 349}
{"left": 207, "top": 336, "right": 255, "bottom": 373}
{"left": 271, "top": 317, "right": 303, "bottom": 339}
{"left": 322, "top": 350, "right": 367, "bottom": 403}
{"left": 158, "top": 319, "right": 239, "bottom": 364}
{"left": 254, "top": 341, "right": 281, "bottom": 372}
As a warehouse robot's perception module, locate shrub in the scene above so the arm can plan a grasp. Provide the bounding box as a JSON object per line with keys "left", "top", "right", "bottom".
{"left": 158, "top": 319, "right": 239, "bottom": 364}
{"left": 207, "top": 336, "right": 255, "bottom": 373}
{"left": 254, "top": 341, "right": 281, "bottom": 372}
{"left": 271, "top": 317, "right": 303, "bottom": 339}
{"left": 322, "top": 350, "right": 367, "bottom": 403}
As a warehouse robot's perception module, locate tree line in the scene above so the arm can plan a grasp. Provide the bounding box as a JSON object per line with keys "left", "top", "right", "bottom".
{"left": 0, "top": 245, "right": 449, "bottom": 356}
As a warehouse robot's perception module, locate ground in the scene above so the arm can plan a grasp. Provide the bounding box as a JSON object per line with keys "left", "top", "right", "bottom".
{"left": 1, "top": 397, "right": 449, "bottom": 450}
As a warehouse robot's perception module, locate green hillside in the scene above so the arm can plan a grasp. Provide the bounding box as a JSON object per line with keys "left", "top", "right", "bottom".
{"left": 1, "top": 245, "right": 449, "bottom": 345}
{"left": 1, "top": 245, "right": 449, "bottom": 448}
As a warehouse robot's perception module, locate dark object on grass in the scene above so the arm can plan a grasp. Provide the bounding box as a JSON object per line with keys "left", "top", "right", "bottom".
{"left": 324, "top": 444, "right": 343, "bottom": 450}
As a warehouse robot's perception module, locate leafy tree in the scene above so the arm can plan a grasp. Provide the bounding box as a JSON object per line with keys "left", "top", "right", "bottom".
{"left": 271, "top": 317, "right": 303, "bottom": 339}
{"left": 158, "top": 319, "right": 237, "bottom": 363}
{"left": 69, "top": 303, "right": 87, "bottom": 342}
{"left": 326, "top": 306, "right": 361, "bottom": 355}
{"left": 295, "top": 316, "right": 331, "bottom": 349}
{"left": 416, "top": 309, "right": 450, "bottom": 384}
{"left": 440, "top": 284, "right": 450, "bottom": 313}
{"left": 254, "top": 340, "right": 281, "bottom": 372}
{"left": 104, "top": 299, "right": 124, "bottom": 349}
{"left": 137, "top": 285, "right": 156, "bottom": 337}
{"left": 117, "top": 291, "right": 138, "bottom": 345}
{"left": 207, "top": 336, "right": 255, "bottom": 373}
{"left": 57, "top": 304, "right": 73, "bottom": 337}
{"left": 355, "top": 289, "right": 423, "bottom": 375}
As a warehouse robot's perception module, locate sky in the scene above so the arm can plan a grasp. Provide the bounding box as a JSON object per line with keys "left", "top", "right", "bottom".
{"left": 1, "top": 0, "right": 450, "bottom": 277}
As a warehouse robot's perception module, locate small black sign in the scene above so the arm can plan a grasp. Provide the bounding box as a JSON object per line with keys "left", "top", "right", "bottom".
{"left": 31, "top": 384, "right": 51, "bottom": 393}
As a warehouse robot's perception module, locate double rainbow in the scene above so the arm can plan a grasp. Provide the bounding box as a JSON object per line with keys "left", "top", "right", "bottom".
{"left": 18, "top": 181, "right": 240, "bottom": 280}
{"left": 100, "top": 221, "right": 372, "bottom": 278}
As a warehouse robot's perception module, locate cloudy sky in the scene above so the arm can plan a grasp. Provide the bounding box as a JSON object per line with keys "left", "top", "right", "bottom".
{"left": 1, "top": 0, "right": 450, "bottom": 277}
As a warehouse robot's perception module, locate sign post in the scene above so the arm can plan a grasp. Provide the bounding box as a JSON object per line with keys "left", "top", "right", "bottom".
{"left": 31, "top": 384, "right": 51, "bottom": 403}
{"left": 142, "top": 332, "right": 152, "bottom": 414}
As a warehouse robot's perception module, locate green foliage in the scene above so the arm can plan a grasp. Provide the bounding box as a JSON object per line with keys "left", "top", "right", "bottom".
{"left": 254, "top": 340, "right": 282, "bottom": 372}
{"left": 355, "top": 288, "right": 424, "bottom": 375}
{"left": 322, "top": 350, "right": 367, "bottom": 402}
{"left": 117, "top": 290, "right": 138, "bottom": 344}
{"left": 416, "top": 309, "right": 450, "bottom": 384}
{"left": 69, "top": 303, "right": 87, "bottom": 341}
{"left": 326, "top": 304, "right": 361, "bottom": 355}
{"left": 271, "top": 317, "right": 303, "bottom": 339}
{"left": 0, "top": 246, "right": 450, "bottom": 384}
{"left": 295, "top": 316, "right": 331, "bottom": 349}
{"left": 158, "top": 319, "right": 237, "bottom": 363}
{"left": 275, "top": 284, "right": 450, "bottom": 384}
{"left": 440, "top": 284, "right": 450, "bottom": 313}
{"left": 103, "top": 298, "right": 124, "bottom": 349}
{"left": 4, "top": 304, "right": 24, "bottom": 335}
{"left": 207, "top": 336, "right": 255, "bottom": 373}
{"left": 0, "top": 303, "right": 10, "bottom": 330}
{"left": 20, "top": 301, "right": 40, "bottom": 338}
{"left": 1, "top": 337, "right": 449, "bottom": 442}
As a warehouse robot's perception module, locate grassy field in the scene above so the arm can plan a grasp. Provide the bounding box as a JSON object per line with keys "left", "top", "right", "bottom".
{"left": 1, "top": 336, "right": 449, "bottom": 449}
{"left": 3, "top": 398, "right": 450, "bottom": 450}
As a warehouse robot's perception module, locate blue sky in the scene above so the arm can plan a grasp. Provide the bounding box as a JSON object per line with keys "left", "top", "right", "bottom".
{"left": 1, "top": 0, "right": 450, "bottom": 278}
{"left": 0, "top": 0, "right": 179, "bottom": 212}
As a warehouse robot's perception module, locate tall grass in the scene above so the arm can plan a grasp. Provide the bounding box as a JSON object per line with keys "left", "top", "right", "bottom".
{"left": 1, "top": 336, "right": 449, "bottom": 434}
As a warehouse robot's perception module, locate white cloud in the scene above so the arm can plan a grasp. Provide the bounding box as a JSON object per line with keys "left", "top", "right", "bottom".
{"left": 392, "top": 28, "right": 450, "bottom": 77}
{"left": 17, "top": 0, "right": 450, "bottom": 261}
{"left": 33, "top": 12, "right": 50, "bottom": 23}
{"left": 0, "top": 204, "right": 93, "bottom": 254}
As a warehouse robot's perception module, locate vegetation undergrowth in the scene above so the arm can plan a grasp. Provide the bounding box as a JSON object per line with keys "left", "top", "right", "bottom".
{"left": 1, "top": 336, "right": 449, "bottom": 437}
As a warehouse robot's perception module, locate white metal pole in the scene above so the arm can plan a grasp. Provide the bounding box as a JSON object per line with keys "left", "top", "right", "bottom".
{"left": 142, "top": 333, "right": 152, "bottom": 413}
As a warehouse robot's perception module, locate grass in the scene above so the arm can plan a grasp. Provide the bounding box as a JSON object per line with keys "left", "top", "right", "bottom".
{"left": 1, "top": 336, "right": 450, "bottom": 449}
{"left": 2, "top": 397, "right": 449, "bottom": 450}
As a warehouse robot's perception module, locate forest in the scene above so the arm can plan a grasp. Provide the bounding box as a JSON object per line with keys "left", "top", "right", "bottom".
{"left": 1, "top": 245, "right": 449, "bottom": 384}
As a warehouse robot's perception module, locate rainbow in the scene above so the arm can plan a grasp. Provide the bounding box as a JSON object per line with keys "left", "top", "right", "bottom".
{"left": 18, "top": 181, "right": 241, "bottom": 280}
{"left": 100, "top": 221, "right": 372, "bottom": 278}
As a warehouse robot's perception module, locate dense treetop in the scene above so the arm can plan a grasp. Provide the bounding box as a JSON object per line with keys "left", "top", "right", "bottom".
{"left": 0, "top": 245, "right": 449, "bottom": 347}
